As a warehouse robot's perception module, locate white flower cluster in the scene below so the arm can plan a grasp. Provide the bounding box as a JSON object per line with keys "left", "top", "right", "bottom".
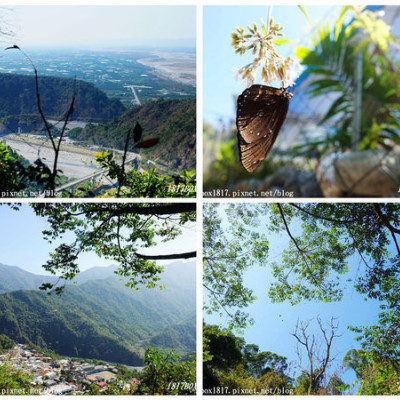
{"left": 231, "top": 18, "right": 301, "bottom": 88}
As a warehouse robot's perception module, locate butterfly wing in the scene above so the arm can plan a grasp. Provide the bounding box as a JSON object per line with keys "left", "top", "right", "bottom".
{"left": 236, "top": 85, "right": 291, "bottom": 172}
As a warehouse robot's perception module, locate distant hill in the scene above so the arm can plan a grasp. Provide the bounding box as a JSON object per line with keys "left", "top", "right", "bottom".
{"left": 0, "top": 261, "right": 195, "bottom": 365}
{"left": 72, "top": 265, "right": 117, "bottom": 285}
{"left": 0, "top": 263, "right": 58, "bottom": 294}
{"left": 150, "top": 316, "right": 196, "bottom": 356}
{"left": 0, "top": 73, "right": 126, "bottom": 123}
{"left": 68, "top": 98, "right": 196, "bottom": 171}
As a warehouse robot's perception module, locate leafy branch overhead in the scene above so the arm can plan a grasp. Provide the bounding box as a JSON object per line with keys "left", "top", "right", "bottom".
{"left": 31, "top": 203, "right": 196, "bottom": 295}
{"left": 203, "top": 203, "right": 269, "bottom": 330}
{"left": 203, "top": 203, "right": 400, "bottom": 338}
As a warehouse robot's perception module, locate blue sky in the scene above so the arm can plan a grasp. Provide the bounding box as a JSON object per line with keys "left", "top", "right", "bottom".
{"left": 203, "top": 204, "right": 384, "bottom": 389}
{"left": 3, "top": 6, "right": 195, "bottom": 50}
{"left": 203, "top": 5, "right": 343, "bottom": 127}
{"left": 0, "top": 204, "right": 196, "bottom": 275}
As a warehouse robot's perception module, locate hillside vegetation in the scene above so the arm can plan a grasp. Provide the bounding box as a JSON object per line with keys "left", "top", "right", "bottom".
{"left": 0, "top": 262, "right": 195, "bottom": 365}
{"left": 0, "top": 333, "right": 14, "bottom": 352}
{"left": 69, "top": 98, "right": 196, "bottom": 171}
{"left": 0, "top": 73, "right": 126, "bottom": 123}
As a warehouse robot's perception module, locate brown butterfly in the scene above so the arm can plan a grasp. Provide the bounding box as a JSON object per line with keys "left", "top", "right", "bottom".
{"left": 236, "top": 84, "right": 293, "bottom": 172}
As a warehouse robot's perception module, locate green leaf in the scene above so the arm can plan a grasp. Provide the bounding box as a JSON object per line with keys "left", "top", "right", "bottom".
{"left": 272, "top": 39, "right": 294, "bottom": 46}
{"left": 295, "top": 46, "right": 312, "bottom": 61}
{"left": 353, "top": 37, "right": 370, "bottom": 54}
{"left": 298, "top": 5, "right": 312, "bottom": 28}
{"left": 261, "top": 23, "right": 268, "bottom": 36}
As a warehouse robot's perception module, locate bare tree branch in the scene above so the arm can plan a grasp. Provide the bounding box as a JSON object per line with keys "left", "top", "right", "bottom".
{"left": 135, "top": 251, "right": 196, "bottom": 260}
{"left": 291, "top": 317, "right": 341, "bottom": 394}
{"left": 373, "top": 204, "right": 400, "bottom": 256}
{"left": 289, "top": 203, "right": 361, "bottom": 225}
{"left": 277, "top": 203, "right": 319, "bottom": 286}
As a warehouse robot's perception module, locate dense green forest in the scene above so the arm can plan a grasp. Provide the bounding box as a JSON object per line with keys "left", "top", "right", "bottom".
{"left": 150, "top": 318, "right": 196, "bottom": 357}
{"left": 68, "top": 98, "right": 196, "bottom": 171}
{"left": 0, "top": 333, "right": 14, "bottom": 352}
{"left": 0, "top": 73, "right": 125, "bottom": 124}
{"left": 0, "top": 262, "right": 195, "bottom": 364}
{"left": 204, "top": 325, "right": 293, "bottom": 395}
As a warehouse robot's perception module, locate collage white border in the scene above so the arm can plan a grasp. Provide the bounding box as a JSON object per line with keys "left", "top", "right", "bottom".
{"left": 0, "top": 1, "right": 400, "bottom": 397}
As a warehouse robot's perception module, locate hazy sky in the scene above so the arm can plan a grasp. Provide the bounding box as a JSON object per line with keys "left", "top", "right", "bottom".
{"left": 3, "top": 5, "right": 195, "bottom": 49}
{"left": 0, "top": 204, "right": 196, "bottom": 275}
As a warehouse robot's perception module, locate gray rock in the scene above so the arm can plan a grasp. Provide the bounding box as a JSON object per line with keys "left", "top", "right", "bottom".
{"left": 258, "top": 166, "right": 322, "bottom": 197}
{"left": 317, "top": 150, "right": 400, "bottom": 197}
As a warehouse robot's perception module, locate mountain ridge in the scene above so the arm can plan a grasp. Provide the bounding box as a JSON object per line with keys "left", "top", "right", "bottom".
{"left": 0, "top": 73, "right": 126, "bottom": 124}
{"left": 0, "top": 261, "right": 195, "bottom": 364}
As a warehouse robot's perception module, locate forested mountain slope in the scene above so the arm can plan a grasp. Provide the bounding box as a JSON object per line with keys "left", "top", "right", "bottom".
{"left": 69, "top": 98, "right": 196, "bottom": 171}
{"left": 0, "top": 261, "right": 195, "bottom": 364}
{"left": 0, "top": 73, "right": 126, "bottom": 122}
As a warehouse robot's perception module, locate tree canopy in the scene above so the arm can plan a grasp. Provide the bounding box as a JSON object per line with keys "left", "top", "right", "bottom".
{"left": 26, "top": 203, "right": 195, "bottom": 294}
{"left": 203, "top": 203, "right": 269, "bottom": 329}
{"left": 203, "top": 202, "right": 400, "bottom": 389}
{"left": 203, "top": 324, "right": 293, "bottom": 395}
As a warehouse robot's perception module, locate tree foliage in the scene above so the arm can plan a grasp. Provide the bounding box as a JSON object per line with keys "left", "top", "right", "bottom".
{"left": 203, "top": 203, "right": 400, "bottom": 392}
{"left": 136, "top": 348, "right": 196, "bottom": 395}
{"left": 0, "top": 141, "right": 28, "bottom": 193}
{"left": 92, "top": 152, "right": 195, "bottom": 198}
{"left": 267, "top": 203, "right": 400, "bottom": 304}
{"left": 203, "top": 203, "right": 269, "bottom": 329}
{"left": 28, "top": 203, "right": 195, "bottom": 294}
{"left": 344, "top": 348, "right": 400, "bottom": 395}
{"left": 204, "top": 203, "right": 399, "bottom": 312}
{"left": 0, "top": 364, "right": 31, "bottom": 394}
{"left": 203, "top": 324, "right": 292, "bottom": 395}
{"left": 0, "top": 333, "right": 14, "bottom": 352}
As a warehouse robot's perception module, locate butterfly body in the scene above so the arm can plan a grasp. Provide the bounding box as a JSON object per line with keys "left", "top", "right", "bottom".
{"left": 236, "top": 84, "right": 292, "bottom": 172}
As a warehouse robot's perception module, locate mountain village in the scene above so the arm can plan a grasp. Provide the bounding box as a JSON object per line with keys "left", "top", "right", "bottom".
{"left": 0, "top": 344, "right": 140, "bottom": 395}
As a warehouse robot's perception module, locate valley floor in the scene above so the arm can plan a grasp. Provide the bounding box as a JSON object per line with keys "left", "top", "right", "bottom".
{"left": 2, "top": 133, "right": 139, "bottom": 182}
